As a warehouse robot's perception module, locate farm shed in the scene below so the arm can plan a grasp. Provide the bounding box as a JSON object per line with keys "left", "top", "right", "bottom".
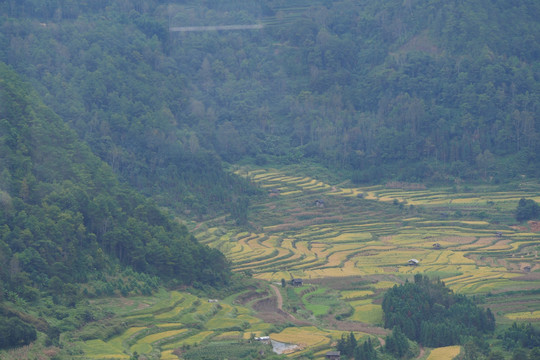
{"left": 325, "top": 351, "right": 341, "bottom": 359}
{"left": 408, "top": 259, "right": 419, "bottom": 266}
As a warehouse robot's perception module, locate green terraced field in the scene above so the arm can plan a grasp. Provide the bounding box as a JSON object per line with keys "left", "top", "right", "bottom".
{"left": 77, "top": 166, "right": 540, "bottom": 359}
{"left": 214, "top": 168, "right": 540, "bottom": 295}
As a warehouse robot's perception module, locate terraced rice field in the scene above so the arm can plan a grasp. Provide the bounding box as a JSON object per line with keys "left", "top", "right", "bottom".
{"left": 79, "top": 167, "right": 540, "bottom": 359}
{"left": 201, "top": 168, "right": 540, "bottom": 295}
{"left": 75, "top": 290, "right": 277, "bottom": 359}
{"left": 184, "top": 167, "right": 540, "bottom": 356}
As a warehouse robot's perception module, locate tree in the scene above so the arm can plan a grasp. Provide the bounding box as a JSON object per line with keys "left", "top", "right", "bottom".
{"left": 337, "top": 332, "right": 357, "bottom": 358}
{"left": 516, "top": 198, "right": 540, "bottom": 222}
{"left": 356, "top": 338, "right": 378, "bottom": 360}
{"left": 0, "top": 317, "right": 37, "bottom": 349}
{"left": 385, "top": 327, "right": 409, "bottom": 358}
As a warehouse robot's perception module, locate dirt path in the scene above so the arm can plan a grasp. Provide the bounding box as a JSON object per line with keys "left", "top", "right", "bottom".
{"left": 269, "top": 284, "right": 297, "bottom": 321}
{"left": 269, "top": 284, "right": 285, "bottom": 312}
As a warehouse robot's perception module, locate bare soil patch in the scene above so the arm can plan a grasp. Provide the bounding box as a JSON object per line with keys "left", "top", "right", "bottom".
{"left": 252, "top": 297, "right": 309, "bottom": 325}
{"left": 511, "top": 272, "right": 540, "bottom": 282}
{"left": 529, "top": 220, "right": 540, "bottom": 232}
{"left": 234, "top": 289, "right": 269, "bottom": 305}
{"left": 438, "top": 236, "right": 477, "bottom": 244}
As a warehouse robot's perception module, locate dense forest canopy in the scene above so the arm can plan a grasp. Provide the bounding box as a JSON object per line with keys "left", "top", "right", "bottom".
{"left": 0, "top": 62, "right": 230, "bottom": 304}
{"left": 0, "top": 1, "right": 538, "bottom": 216}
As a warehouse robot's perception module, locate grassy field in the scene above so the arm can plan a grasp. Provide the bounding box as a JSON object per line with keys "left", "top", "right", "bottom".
{"left": 73, "top": 166, "right": 540, "bottom": 359}
{"left": 426, "top": 346, "right": 461, "bottom": 360}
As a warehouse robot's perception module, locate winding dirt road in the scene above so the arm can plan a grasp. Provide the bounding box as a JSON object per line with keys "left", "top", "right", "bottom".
{"left": 269, "top": 283, "right": 296, "bottom": 321}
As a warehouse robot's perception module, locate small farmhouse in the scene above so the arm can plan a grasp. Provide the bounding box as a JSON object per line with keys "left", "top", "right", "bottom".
{"left": 325, "top": 351, "right": 341, "bottom": 360}
{"left": 408, "top": 259, "right": 419, "bottom": 266}
{"left": 291, "top": 278, "right": 303, "bottom": 286}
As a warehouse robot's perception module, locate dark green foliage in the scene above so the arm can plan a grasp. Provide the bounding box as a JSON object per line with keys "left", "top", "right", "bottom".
{"left": 382, "top": 275, "right": 495, "bottom": 347}
{"left": 337, "top": 332, "right": 378, "bottom": 360}
{"left": 0, "top": 315, "right": 37, "bottom": 349}
{"left": 501, "top": 323, "right": 540, "bottom": 350}
{"left": 515, "top": 198, "right": 540, "bottom": 222}
{"left": 487, "top": 352, "right": 506, "bottom": 360}
{"left": 385, "top": 327, "right": 409, "bottom": 359}
{"left": 356, "top": 337, "right": 377, "bottom": 360}
{"left": 1, "top": 0, "right": 538, "bottom": 198}
{"left": 337, "top": 331, "right": 357, "bottom": 357}
{"left": 461, "top": 337, "right": 491, "bottom": 360}
{"left": 0, "top": 63, "right": 230, "bottom": 301}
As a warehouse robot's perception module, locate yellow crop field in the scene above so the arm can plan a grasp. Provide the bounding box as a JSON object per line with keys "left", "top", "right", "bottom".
{"left": 329, "top": 232, "right": 372, "bottom": 242}
{"left": 214, "top": 331, "right": 243, "bottom": 340}
{"left": 461, "top": 221, "right": 490, "bottom": 225}
{"left": 324, "top": 251, "right": 351, "bottom": 267}
{"left": 138, "top": 329, "right": 189, "bottom": 344}
{"left": 427, "top": 345, "right": 461, "bottom": 360}
{"left": 456, "top": 237, "right": 495, "bottom": 250}
{"left": 237, "top": 314, "right": 262, "bottom": 325}
{"left": 158, "top": 323, "right": 183, "bottom": 328}
{"left": 107, "top": 326, "right": 146, "bottom": 349}
{"left": 206, "top": 317, "right": 243, "bottom": 329}
{"left": 483, "top": 240, "right": 512, "bottom": 251}
{"left": 341, "top": 290, "right": 374, "bottom": 299}
{"left": 505, "top": 311, "right": 540, "bottom": 320}
{"left": 130, "top": 342, "right": 152, "bottom": 355}
{"left": 279, "top": 190, "right": 303, "bottom": 196}
{"left": 271, "top": 326, "right": 331, "bottom": 348}
{"left": 162, "top": 331, "right": 214, "bottom": 350}
{"left": 156, "top": 295, "right": 196, "bottom": 319}
{"left": 160, "top": 350, "right": 179, "bottom": 360}
{"left": 79, "top": 339, "right": 127, "bottom": 359}
{"left": 348, "top": 300, "right": 383, "bottom": 324}
{"left": 243, "top": 331, "right": 263, "bottom": 339}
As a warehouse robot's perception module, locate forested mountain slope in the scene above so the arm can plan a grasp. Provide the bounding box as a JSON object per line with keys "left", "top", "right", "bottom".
{"left": 0, "top": 62, "right": 230, "bottom": 305}
{"left": 1, "top": 0, "right": 538, "bottom": 193}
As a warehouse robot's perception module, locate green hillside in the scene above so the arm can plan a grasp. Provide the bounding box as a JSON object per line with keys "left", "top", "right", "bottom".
{"left": 0, "top": 62, "right": 229, "bottom": 334}
{"left": 1, "top": 1, "right": 538, "bottom": 210}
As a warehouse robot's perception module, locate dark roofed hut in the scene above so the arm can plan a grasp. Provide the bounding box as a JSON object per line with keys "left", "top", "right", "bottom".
{"left": 325, "top": 351, "right": 341, "bottom": 360}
